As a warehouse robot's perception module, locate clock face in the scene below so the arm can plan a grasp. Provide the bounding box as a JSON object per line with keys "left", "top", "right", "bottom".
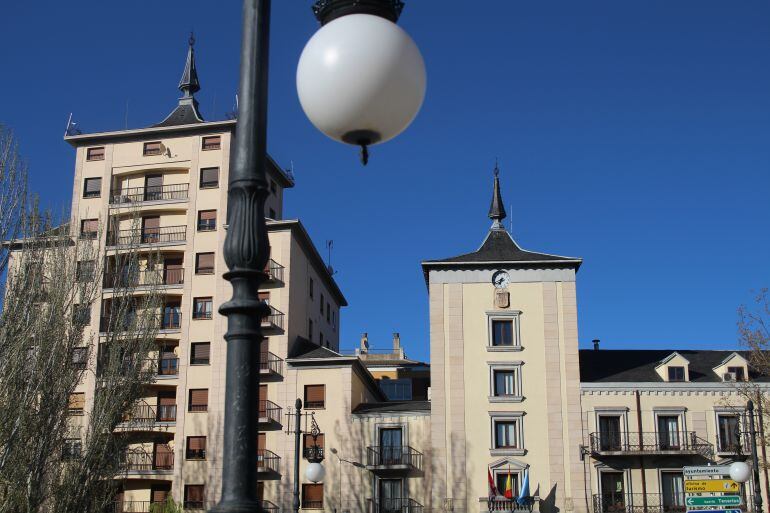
{"left": 492, "top": 270, "right": 510, "bottom": 289}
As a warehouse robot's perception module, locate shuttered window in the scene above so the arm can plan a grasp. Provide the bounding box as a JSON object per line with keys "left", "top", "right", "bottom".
{"left": 189, "top": 389, "right": 208, "bottom": 412}
{"left": 197, "top": 210, "right": 216, "bottom": 231}
{"left": 304, "top": 385, "right": 325, "bottom": 409}
{"left": 68, "top": 393, "right": 85, "bottom": 414}
{"left": 154, "top": 444, "right": 173, "bottom": 470}
{"left": 157, "top": 392, "right": 176, "bottom": 421}
{"left": 302, "top": 484, "right": 323, "bottom": 509}
{"left": 184, "top": 485, "right": 205, "bottom": 509}
{"left": 143, "top": 141, "right": 163, "bottom": 156}
{"left": 186, "top": 436, "right": 207, "bottom": 460}
{"left": 193, "top": 297, "right": 213, "bottom": 319}
{"left": 201, "top": 136, "right": 221, "bottom": 150}
{"left": 86, "top": 147, "right": 105, "bottom": 161}
{"left": 83, "top": 177, "right": 102, "bottom": 198}
{"left": 195, "top": 253, "right": 214, "bottom": 275}
{"left": 80, "top": 219, "right": 98, "bottom": 239}
{"left": 151, "top": 487, "right": 170, "bottom": 504}
{"left": 191, "top": 342, "right": 210, "bottom": 365}
{"left": 71, "top": 347, "right": 88, "bottom": 369}
{"left": 77, "top": 260, "right": 95, "bottom": 282}
{"left": 200, "top": 167, "right": 219, "bottom": 189}
{"left": 303, "top": 433, "right": 325, "bottom": 460}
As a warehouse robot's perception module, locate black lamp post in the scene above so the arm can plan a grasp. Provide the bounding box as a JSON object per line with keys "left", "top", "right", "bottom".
{"left": 211, "top": 2, "right": 424, "bottom": 513}
{"left": 749, "top": 400, "right": 764, "bottom": 513}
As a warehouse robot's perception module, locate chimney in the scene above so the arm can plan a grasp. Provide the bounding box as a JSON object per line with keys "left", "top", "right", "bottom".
{"left": 393, "top": 333, "right": 401, "bottom": 351}
{"left": 360, "top": 333, "right": 369, "bottom": 353}
{"left": 593, "top": 339, "right": 600, "bottom": 351}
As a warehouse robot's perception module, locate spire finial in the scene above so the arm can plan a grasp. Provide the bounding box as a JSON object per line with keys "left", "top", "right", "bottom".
{"left": 179, "top": 33, "right": 201, "bottom": 98}
{"left": 488, "top": 161, "right": 507, "bottom": 230}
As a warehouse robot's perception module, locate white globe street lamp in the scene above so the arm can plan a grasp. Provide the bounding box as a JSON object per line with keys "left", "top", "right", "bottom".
{"left": 730, "top": 461, "right": 751, "bottom": 483}
{"left": 297, "top": 13, "right": 426, "bottom": 164}
{"left": 305, "top": 461, "right": 326, "bottom": 483}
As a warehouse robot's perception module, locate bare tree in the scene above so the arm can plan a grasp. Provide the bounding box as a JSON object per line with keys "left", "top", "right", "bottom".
{"left": 0, "top": 125, "right": 28, "bottom": 274}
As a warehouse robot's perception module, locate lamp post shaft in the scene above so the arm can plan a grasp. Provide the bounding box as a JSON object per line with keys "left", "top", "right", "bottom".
{"left": 749, "top": 400, "right": 764, "bottom": 513}
{"left": 293, "top": 399, "right": 303, "bottom": 513}
{"left": 212, "top": 1, "right": 271, "bottom": 512}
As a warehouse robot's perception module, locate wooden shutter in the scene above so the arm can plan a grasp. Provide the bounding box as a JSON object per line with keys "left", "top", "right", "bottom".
{"left": 151, "top": 486, "right": 169, "bottom": 504}
{"left": 199, "top": 210, "right": 216, "bottom": 221}
{"left": 257, "top": 483, "right": 264, "bottom": 501}
{"left": 304, "top": 385, "right": 325, "bottom": 407}
{"left": 259, "top": 385, "right": 268, "bottom": 403}
{"left": 144, "top": 142, "right": 162, "bottom": 156}
{"left": 200, "top": 167, "right": 219, "bottom": 187}
{"left": 189, "top": 389, "right": 208, "bottom": 411}
{"left": 259, "top": 291, "right": 270, "bottom": 304}
{"left": 143, "top": 216, "right": 160, "bottom": 230}
{"left": 257, "top": 433, "right": 266, "bottom": 451}
{"left": 304, "top": 433, "right": 325, "bottom": 450}
{"left": 163, "top": 257, "right": 183, "bottom": 285}
{"left": 259, "top": 340, "right": 269, "bottom": 360}
{"left": 191, "top": 343, "right": 210, "bottom": 364}
{"left": 84, "top": 177, "right": 102, "bottom": 196}
{"left": 202, "top": 136, "right": 221, "bottom": 150}
{"left": 196, "top": 253, "right": 214, "bottom": 274}
{"left": 158, "top": 391, "right": 176, "bottom": 406}
{"left": 187, "top": 436, "right": 206, "bottom": 450}
{"left": 154, "top": 444, "right": 173, "bottom": 468}
{"left": 185, "top": 485, "right": 204, "bottom": 502}
{"left": 86, "top": 147, "right": 105, "bottom": 161}
{"left": 302, "top": 484, "right": 323, "bottom": 506}
{"left": 145, "top": 174, "right": 163, "bottom": 188}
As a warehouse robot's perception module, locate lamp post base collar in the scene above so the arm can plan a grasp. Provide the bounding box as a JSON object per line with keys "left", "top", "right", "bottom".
{"left": 312, "top": 0, "right": 405, "bottom": 25}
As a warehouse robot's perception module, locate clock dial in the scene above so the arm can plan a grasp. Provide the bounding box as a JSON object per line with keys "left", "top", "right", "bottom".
{"left": 492, "top": 271, "right": 510, "bottom": 289}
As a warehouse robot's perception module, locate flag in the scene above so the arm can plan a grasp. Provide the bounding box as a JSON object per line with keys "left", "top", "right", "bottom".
{"left": 517, "top": 468, "right": 530, "bottom": 505}
{"left": 488, "top": 468, "right": 498, "bottom": 499}
{"left": 504, "top": 472, "right": 514, "bottom": 499}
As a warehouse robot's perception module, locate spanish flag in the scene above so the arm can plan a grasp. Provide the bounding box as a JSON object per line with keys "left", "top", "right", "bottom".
{"left": 504, "top": 473, "right": 514, "bottom": 499}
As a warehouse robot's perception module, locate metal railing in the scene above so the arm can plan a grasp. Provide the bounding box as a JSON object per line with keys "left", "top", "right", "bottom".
{"left": 257, "top": 449, "right": 280, "bottom": 473}
{"left": 265, "top": 259, "right": 284, "bottom": 283}
{"left": 107, "top": 226, "right": 187, "bottom": 246}
{"left": 259, "top": 501, "right": 279, "bottom": 513}
{"left": 589, "top": 431, "right": 713, "bottom": 457}
{"left": 103, "top": 268, "right": 184, "bottom": 288}
{"left": 99, "top": 311, "right": 181, "bottom": 333}
{"left": 110, "top": 183, "right": 189, "bottom": 205}
{"left": 110, "top": 501, "right": 160, "bottom": 513}
{"left": 117, "top": 404, "right": 177, "bottom": 429}
{"left": 366, "top": 446, "right": 423, "bottom": 471}
{"left": 717, "top": 432, "right": 751, "bottom": 454}
{"left": 593, "top": 493, "right": 692, "bottom": 513}
{"left": 259, "top": 352, "right": 283, "bottom": 377}
{"left": 261, "top": 306, "right": 285, "bottom": 331}
{"left": 258, "top": 399, "right": 282, "bottom": 424}
{"left": 303, "top": 445, "right": 325, "bottom": 461}
{"left": 366, "top": 497, "right": 424, "bottom": 513}
{"left": 119, "top": 447, "right": 174, "bottom": 472}
{"left": 483, "top": 498, "right": 538, "bottom": 512}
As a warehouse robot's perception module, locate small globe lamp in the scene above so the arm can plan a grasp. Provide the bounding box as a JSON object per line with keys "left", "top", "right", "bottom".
{"left": 730, "top": 461, "right": 751, "bottom": 483}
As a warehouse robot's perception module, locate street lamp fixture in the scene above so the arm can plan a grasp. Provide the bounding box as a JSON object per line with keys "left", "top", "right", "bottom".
{"left": 729, "top": 400, "right": 763, "bottom": 513}
{"left": 215, "top": 1, "right": 423, "bottom": 513}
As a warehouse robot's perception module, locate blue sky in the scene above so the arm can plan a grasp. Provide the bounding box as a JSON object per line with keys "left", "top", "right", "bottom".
{"left": 2, "top": 1, "right": 769, "bottom": 362}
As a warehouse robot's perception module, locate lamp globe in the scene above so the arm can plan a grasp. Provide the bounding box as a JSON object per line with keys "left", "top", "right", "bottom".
{"left": 305, "top": 461, "right": 326, "bottom": 483}
{"left": 297, "top": 13, "right": 426, "bottom": 158}
{"left": 730, "top": 461, "right": 751, "bottom": 483}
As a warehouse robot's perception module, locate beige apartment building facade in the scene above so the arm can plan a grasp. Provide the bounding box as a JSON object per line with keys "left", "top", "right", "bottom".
{"left": 51, "top": 39, "right": 770, "bottom": 513}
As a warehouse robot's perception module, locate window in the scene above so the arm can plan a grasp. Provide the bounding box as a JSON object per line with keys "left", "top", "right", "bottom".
{"left": 668, "top": 366, "right": 685, "bottom": 382}
{"left": 304, "top": 384, "right": 325, "bottom": 409}
{"left": 309, "top": 277, "right": 314, "bottom": 298}
{"left": 189, "top": 389, "right": 208, "bottom": 412}
{"left": 319, "top": 332, "right": 324, "bottom": 346}
{"left": 727, "top": 366, "right": 746, "bottom": 381}
{"left": 143, "top": 141, "right": 163, "bottom": 156}
{"left": 72, "top": 304, "right": 90, "bottom": 325}
{"left": 326, "top": 303, "right": 330, "bottom": 323}
{"left": 62, "top": 439, "right": 82, "bottom": 461}
{"left": 193, "top": 297, "right": 213, "bottom": 319}
{"left": 195, "top": 253, "right": 215, "bottom": 275}
{"left": 200, "top": 167, "right": 219, "bottom": 189}
{"left": 186, "top": 436, "right": 207, "bottom": 460}
{"left": 197, "top": 210, "right": 216, "bottom": 231}
{"left": 320, "top": 294, "right": 324, "bottom": 314}
{"left": 494, "top": 420, "right": 519, "bottom": 449}
{"left": 493, "top": 370, "right": 517, "bottom": 397}
{"left": 68, "top": 393, "right": 85, "bottom": 415}
{"left": 184, "top": 485, "right": 205, "bottom": 509}
{"left": 83, "top": 177, "right": 102, "bottom": 198}
{"left": 660, "top": 471, "right": 685, "bottom": 510}
{"left": 303, "top": 433, "right": 325, "bottom": 459}
{"left": 301, "top": 484, "right": 323, "bottom": 509}
{"left": 76, "top": 261, "right": 95, "bottom": 282}
{"left": 657, "top": 415, "right": 682, "bottom": 449}
{"left": 269, "top": 208, "right": 276, "bottom": 220}
{"left": 308, "top": 319, "right": 314, "bottom": 342}
{"left": 80, "top": 219, "right": 98, "bottom": 239}
{"left": 191, "top": 342, "right": 211, "bottom": 365}
{"left": 495, "top": 472, "right": 520, "bottom": 499}
{"left": 86, "top": 147, "right": 105, "bottom": 161}
{"left": 201, "top": 136, "right": 221, "bottom": 151}
{"left": 332, "top": 311, "right": 336, "bottom": 330}
{"left": 71, "top": 347, "right": 88, "bottom": 369}
{"left": 598, "top": 415, "right": 623, "bottom": 451}
{"left": 718, "top": 414, "right": 741, "bottom": 452}
{"left": 380, "top": 379, "right": 412, "bottom": 400}
{"left": 492, "top": 319, "right": 514, "bottom": 346}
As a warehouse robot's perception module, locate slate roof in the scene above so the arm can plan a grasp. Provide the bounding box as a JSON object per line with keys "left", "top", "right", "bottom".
{"left": 579, "top": 349, "right": 768, "bottom": 383}
{"left": 352, "top": 401, "right": 431, "bottom": 414}
{"left": 289, "top": 337, "right": 349, "bottom": 360}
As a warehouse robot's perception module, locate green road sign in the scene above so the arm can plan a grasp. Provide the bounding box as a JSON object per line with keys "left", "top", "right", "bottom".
{"left": 685, "top": 496, "right": 742, "bottom": 507}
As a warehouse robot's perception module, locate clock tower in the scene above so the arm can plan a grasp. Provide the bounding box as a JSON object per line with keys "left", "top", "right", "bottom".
{"left": 421, "top": 165, "right": 586, "bottom": 513}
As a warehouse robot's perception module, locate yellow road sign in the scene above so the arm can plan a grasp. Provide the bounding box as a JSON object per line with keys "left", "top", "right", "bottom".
{"left": 685, "top": 480, "right": 740, "bottom": 493}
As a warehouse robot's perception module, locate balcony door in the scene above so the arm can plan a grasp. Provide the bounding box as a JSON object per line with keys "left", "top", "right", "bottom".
{"left": 600, "top": 472, "right": 625, "bottom": 512}
{"left": 259, "top": 385, "right": 268, "bottom": 417}
{"left": 599, "top": 416, "right": 622, "bottom": 451}
{"left": 154, "top": 443, "right": 173, "bottom": 470}
{"left": 151, "top": 484, "right": 171, "bottom": 506}
{"left": 157, "top": 391, "right": 176, "bottom": 421}
{"left": 163, "top": 301, "right": 181, "bottom": 329}
{"left": 380, "top": 428, "right": 403, "bottom": 465}
{"left": 159, "top": 345, "right": 178, "bottom": 376}
{"left": 661, "top": 471, "right": 685, "bottom": 512}
{"left": 144, "top": 174, "right": 163, "bottom": 201}
{"left": 657, "top": 415, "right": 681, "bottom": 450}
{"left": 142, "top": 216, "right": 160, "bottom": 243}
{"left": 163, "top": 257, "right": 183, "bottom": 285}
{"left": 379, "top": 479, "right": 403, "bottom": 513}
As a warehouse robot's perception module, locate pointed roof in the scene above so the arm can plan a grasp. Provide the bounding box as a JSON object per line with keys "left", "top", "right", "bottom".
{"left": 488, "top": 161, "right": 506, "bottom": 227}
{"left": 154, "top": 34, "right": 204, "bottom": 128}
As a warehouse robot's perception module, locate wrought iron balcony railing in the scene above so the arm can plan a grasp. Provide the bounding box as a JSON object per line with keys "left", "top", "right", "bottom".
{"left": 117, "top": 404, "right": 177, "bottom": 429}
{"left": 110, "top": 184, "right": 189, "bottom": 205}
{"left": 103, "top": 268, "right": 184, "bottom": 288}
{"left": 261, "top": 306, "right": 285, "bottom": 332}
{"left": 258, "top": 399, "right": 282, "bottom": 425}
{"left": 264, "top": 259, "right": 284, "bottom": 284}
{"left": 110, "top": 501, "right": 160, "bottom": 513}
{"left": 99, "top": 311, "right": 181, "bottom": 333}
{"left": 588, "top": 431, "right": 713, "bottom": 457}
{"left": 593, "top": 493, "right": 690, "bottom": 513}
{"left": 483, "top": 497, "right": 539, "bottom": 512}
{"left": 366, "top": 497, "right": 424, "bottom": 513}
{"left": 257, "top": 449, "right": 280, "bottom": 474}
{"left": 366, "top": 446, "right": 423, "bottom": 471}
{"left": 107, "top": 226, "right": 187, "bottom": 247}
{"left": 259, "top": 352, "right": 283, "bottom": 378}
{"left": 119, "top": 447, "right": 174, "bottom": 472}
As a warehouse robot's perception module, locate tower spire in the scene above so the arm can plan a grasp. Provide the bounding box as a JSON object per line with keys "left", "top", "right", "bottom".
{"left": 179, "top": 32, "right": 201, "bottom": 98}
{"left": 153, "top": 34, "right": 204, "bottom": 127}
{"left": 488, "top": 160, "right": 507, "bottom": 230}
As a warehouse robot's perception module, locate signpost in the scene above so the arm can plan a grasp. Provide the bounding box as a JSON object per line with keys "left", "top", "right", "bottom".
{"left": 686, "top": 496, "right": 742, "bottom": 507}
{"left": 685, "top": 480, "right": 740, "bottom": 493}
{"left": 683, "top": 465, "right": 743, "bottom": 513}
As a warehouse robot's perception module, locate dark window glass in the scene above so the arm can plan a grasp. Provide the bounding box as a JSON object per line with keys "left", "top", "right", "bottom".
{"left": 86, "top": 147, "right": 105, "bottom": 161}
{"left": 189, "top": 389, "right": 208, "bottom": 412}
{"left": 304, "top": 384, "right": 325, "bottom": 409}
{"left": 80, "top": 219, "right": 98, "bottom": 239}
{"left": 668, "top": 366, "right": 685, "bottom": 381}
{"left": 200, "top": 167, "right": 219, "bottom": 189}
{"left": 201, "top": 136, "right": 221, "bottom": 151}
{"left": 195, "top": 253, "right": 215, "bottom": 275}
{"left": 186, "top": 436, "right": 207, "bottom": 460}
{"left": 143, "top": 142, "right": 163, "bottom": 156}
{"left": 492, "top": 320, "right": 514, "bottom": 346}
{"left": 193, "top": 297, "right": 213, "bottom": 319}
{"left": 197, "top": 210, "right": 216, "bottom": 231}
{"left": 191, "top": 342, "right": 211, "bottom": 365}
{"left": 83, "top": 177, "right": 101, "bottom": 197}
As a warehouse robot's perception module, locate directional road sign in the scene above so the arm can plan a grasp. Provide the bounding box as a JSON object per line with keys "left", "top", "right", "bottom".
{"left": 686, "top": 509, "right": 741, "bottom": 513}
{"left": 684, "top": 466, "right": 732, "bottom": 477}
{"left": 685, "top": 480, "right": 740, "bottom": 493}
{"left": 685, "top": 496, "right": 742, "bottom": 507}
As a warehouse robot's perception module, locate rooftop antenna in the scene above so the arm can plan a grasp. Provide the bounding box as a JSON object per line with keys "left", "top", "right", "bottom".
{"left": 325, "top": 240, "right": 335, "bottom": 275}
{"left": 124, "top": 99, "right": 129, "bottom": 129}
{"left": 64, "top": 113, "right": 82, "bottom": 137}
{"left": 211, "top": 92, "right": 217, "bottom": 120}
{"left": 226, "top": 94, "right": 238, "bottom": 120}
{"left": 510, "top": 204, "right": 513, "bottom": 233}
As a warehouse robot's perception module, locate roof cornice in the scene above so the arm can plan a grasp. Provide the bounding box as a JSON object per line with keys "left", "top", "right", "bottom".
{"left": 64, "top": 119, "right": 237, "bottom": 146}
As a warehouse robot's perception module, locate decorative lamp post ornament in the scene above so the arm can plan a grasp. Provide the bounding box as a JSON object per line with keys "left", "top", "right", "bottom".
{"left": 298, "top": 0, "right": 426, "bottom": 165}
{"left": 305, "top": 415, "right": 326, "bottom": 482}
{"left": 729, "top": 461, "right": 751, "bottom": 483}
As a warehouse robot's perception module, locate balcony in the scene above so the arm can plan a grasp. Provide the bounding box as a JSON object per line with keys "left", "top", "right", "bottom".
{"left": 107, "top": 226, "right": 187, "bottom": 247}
{"left": 116, "top": 404, "right": 177, "bottom": 431}
{"left": 99, "top": 312, "right": 181, "bottom": 334}
{"left": 110, "top": 501, "right": 160, "bottom": 513}
{"left": 103, "top": 268, "right": 184, "bottom": 289}
{"left": 262, "top": 259, "right": 284, "bottom": 287}
{"left": 110, "top": 184, "right": 189, "bottom": 205}
{"left": 588, "top": 431, "right": 713, "bottom": 458}
{"left": 259, "top": 501, "right": 279, "bottom": 513}
{"left": 257, "top": 449, "right": 280, "bottom": 476}
{"left": 258, "top": 399, "right": 282, "bottom": 427}
{"left": 366, "top": 446, "right": 423, "bottom": 474}
{"left": 151, "top": 357, "right": 179, "bottom": 378}
{"left": 592, "top": 493, "right": 692, "bottom": 513}
{"left": 366, "top": 498, "right": 424, "bottom": 513}
{"left": 119, "top": 447, "right": 174, "bottom": 473}
{"left": 481, "top": 498, "right": 539, "bottom": 512}
{"left": 261, "top": 306, "right": 285, "bottom": 334}
{"left": 260, "top": 352, "right": 283, "bottom": 380}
